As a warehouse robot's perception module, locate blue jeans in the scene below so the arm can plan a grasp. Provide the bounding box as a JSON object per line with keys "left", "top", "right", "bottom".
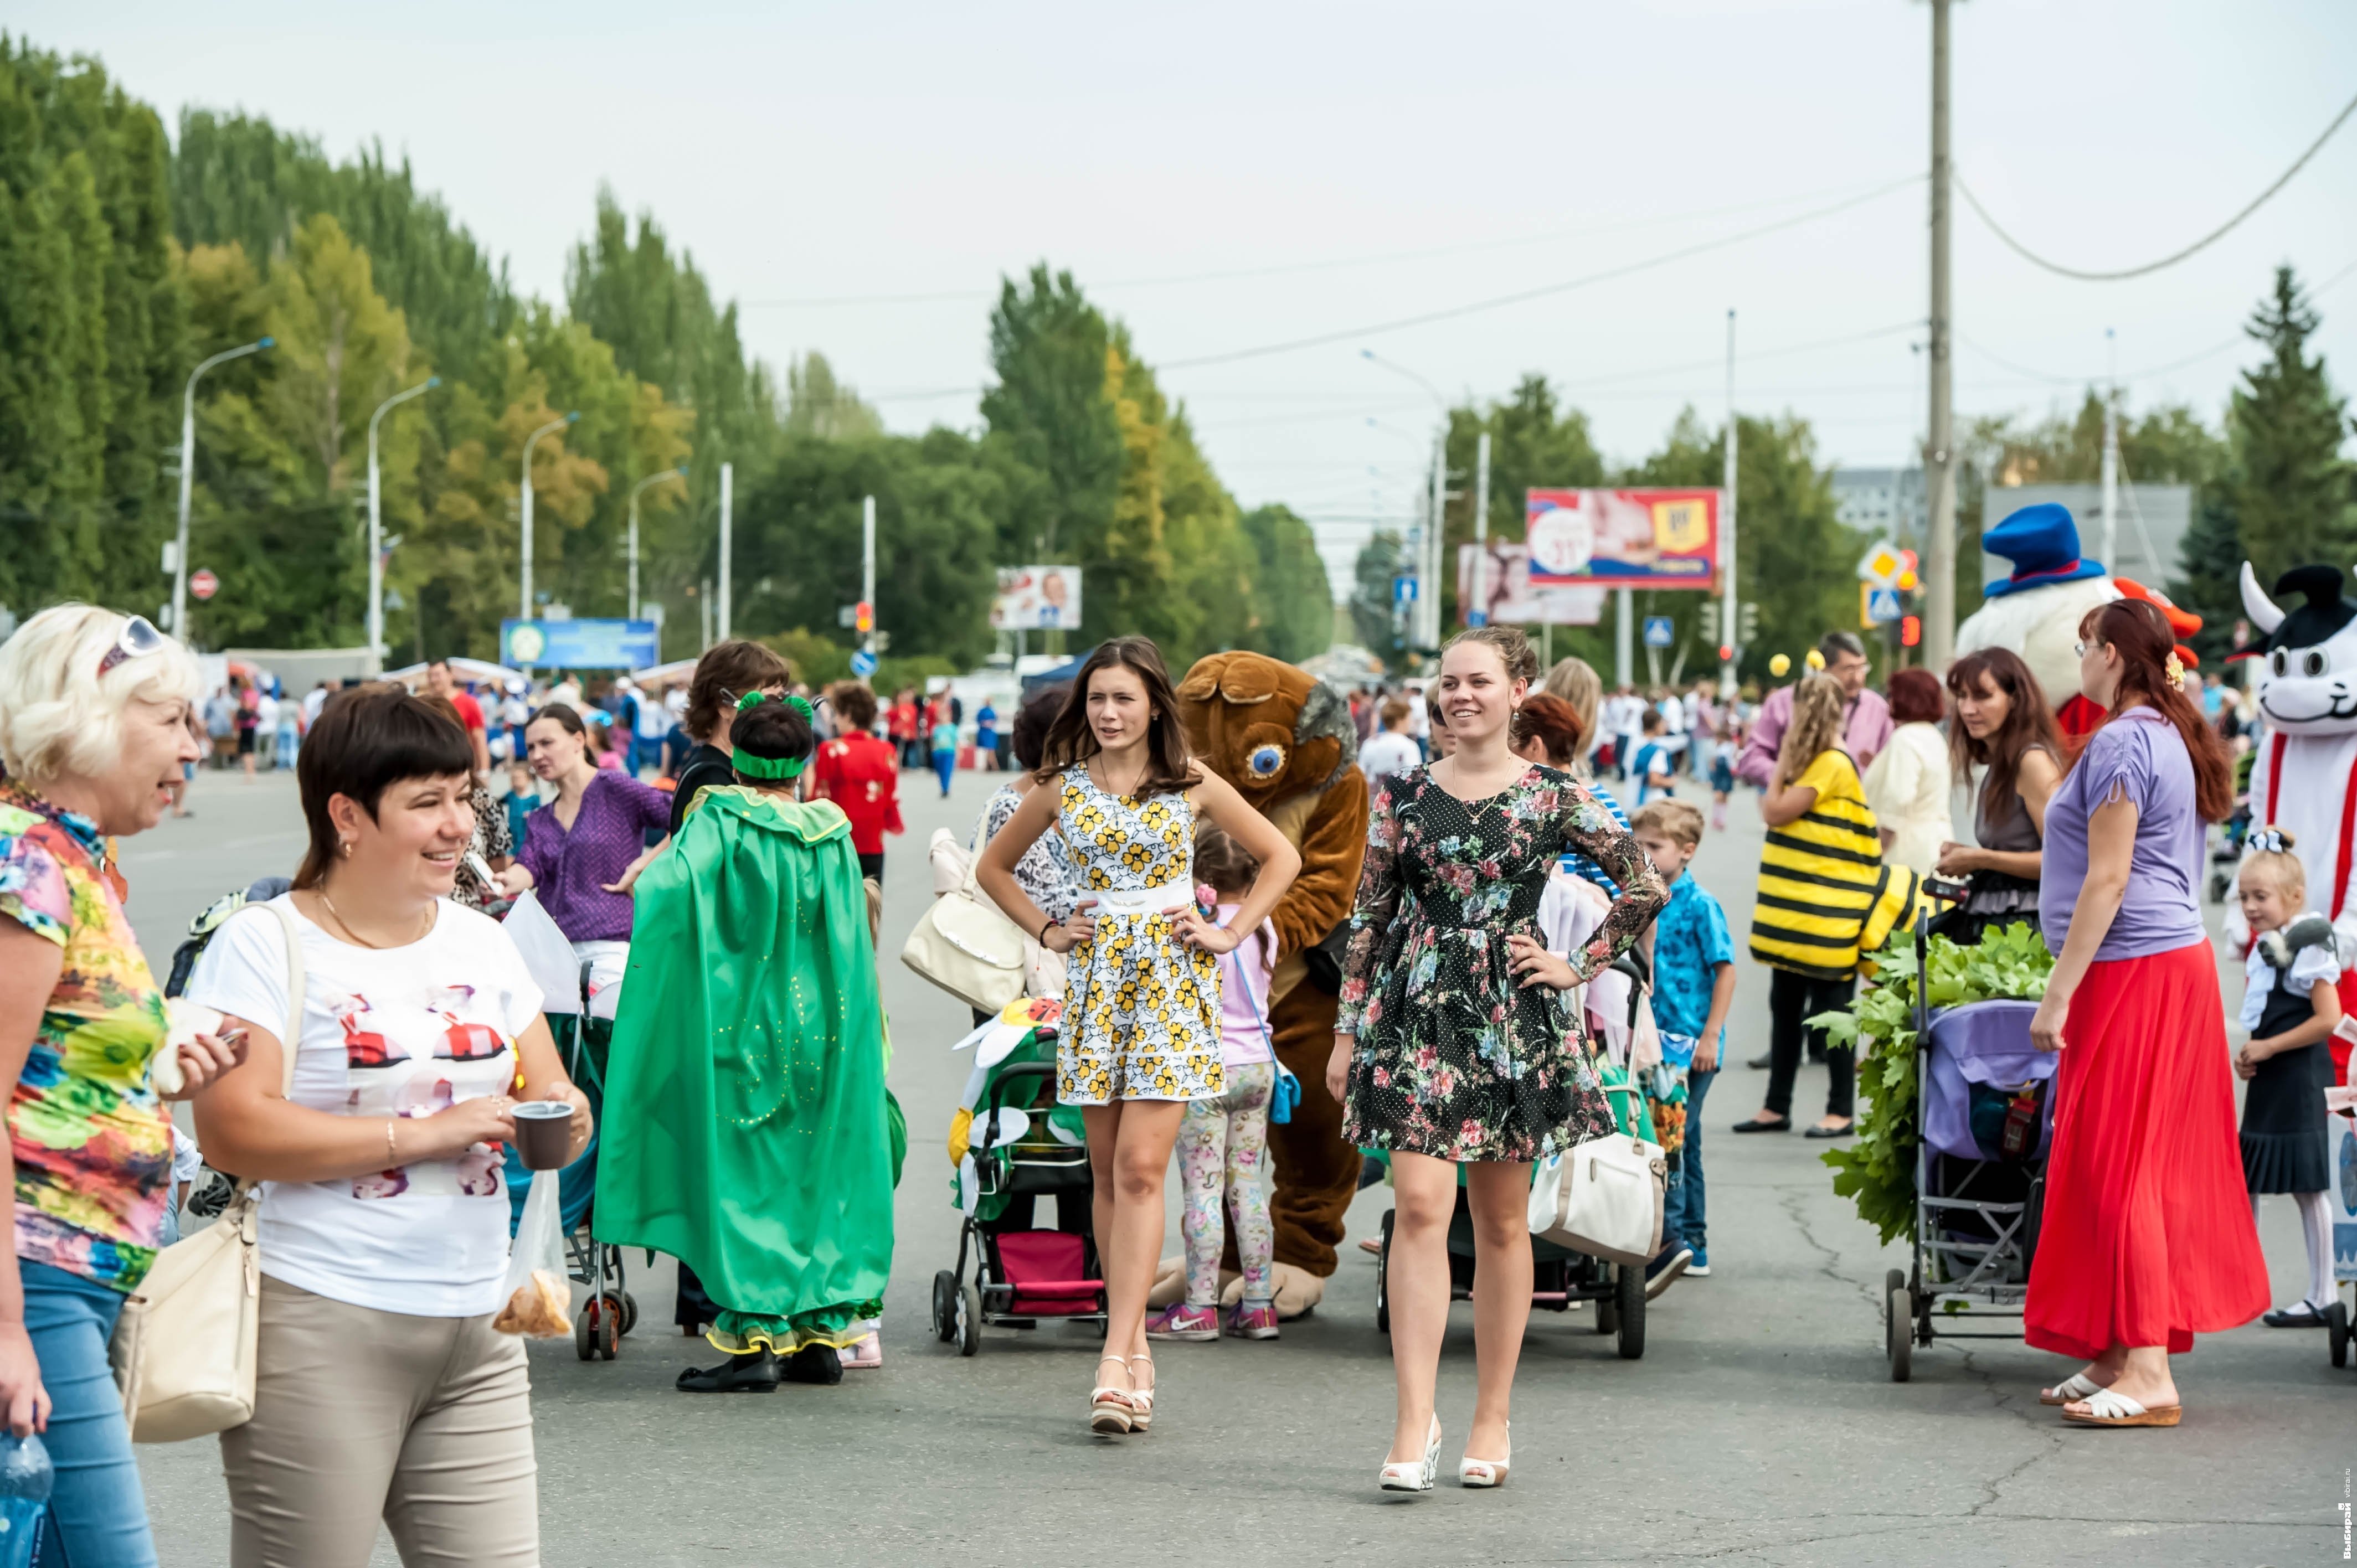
{"left": 1664, "top": 1067, "right": 1717, "bottom": 1252}
{"left": 932, "top": 750, "right": 955, "bottom": 796}
{"left": 20, "top": 1262, "right": 156, "bottom": 1567}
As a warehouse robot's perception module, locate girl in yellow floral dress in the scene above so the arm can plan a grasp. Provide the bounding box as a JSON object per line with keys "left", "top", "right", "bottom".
{"left": 979, "top": 637, "right": 1299, "bottom": 1438}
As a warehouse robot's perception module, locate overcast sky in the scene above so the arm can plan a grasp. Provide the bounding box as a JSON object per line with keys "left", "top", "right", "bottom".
{"left": 25, "top": 0, "right": 2356, "bottom": 591}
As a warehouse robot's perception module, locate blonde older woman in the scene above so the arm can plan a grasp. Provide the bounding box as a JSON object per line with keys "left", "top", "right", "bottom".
{"left": 0, "top": 606, "right": 245, "bottom": 1567}
{"left": 1541, "top": 657, "right": 1605, "bottom": 780}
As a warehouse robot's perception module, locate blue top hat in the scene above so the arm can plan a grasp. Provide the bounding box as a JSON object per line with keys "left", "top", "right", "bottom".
{"left": 1981, "top": 503, "right": 2107, "bottom": 599}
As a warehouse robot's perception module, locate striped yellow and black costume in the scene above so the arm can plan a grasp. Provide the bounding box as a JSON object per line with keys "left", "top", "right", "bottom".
{"left": 1749, "top": 750, "right": 1921, "bottom": 979}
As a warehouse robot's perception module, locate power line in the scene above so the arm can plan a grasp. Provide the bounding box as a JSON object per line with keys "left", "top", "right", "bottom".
{"left": 1156, "top": 176, "right": 1923, "bottom": 370}
{"left": 1954, "top": 86, "right": 2357, "bottom": 282}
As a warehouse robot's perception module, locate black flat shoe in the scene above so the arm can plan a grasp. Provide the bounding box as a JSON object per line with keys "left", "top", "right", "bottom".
{"left": 2263, "top": 1302, "right": 2329, "bottom": 1328}
{"left": 1803, "top": 1121, "right": 1855, "bottom": 1139}
{"left": 1730, "top": 1116, "right": 1791, "bottom": 1133}
{"left": 676, "top": 1348, "right": 779, "bottom": 1392}
{"left": 783, "top": 1343, "right": 843, "bottom": 1385}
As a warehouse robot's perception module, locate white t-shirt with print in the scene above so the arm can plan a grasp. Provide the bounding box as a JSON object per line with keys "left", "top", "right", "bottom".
{"left": 186, "top": 896, "right": 544, "bottom": 1317}
{"left": 1360, "top": 731, "right": 1422, "bottom": 781}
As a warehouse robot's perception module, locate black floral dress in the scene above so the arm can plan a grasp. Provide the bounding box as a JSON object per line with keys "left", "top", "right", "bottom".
{"left": 1337, "top": 765, "right": 1666, "bottom": 1162}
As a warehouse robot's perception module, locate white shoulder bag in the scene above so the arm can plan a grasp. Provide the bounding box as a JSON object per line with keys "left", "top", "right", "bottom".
{"left": 110, "top": 901, "right": 305, "bottom": 1442}
{"left": 1527, "top": 1131, "right": 1666, "bottom": 1268}
{"left": 901, "top": 837, "right": 1029, "bottom": 1013}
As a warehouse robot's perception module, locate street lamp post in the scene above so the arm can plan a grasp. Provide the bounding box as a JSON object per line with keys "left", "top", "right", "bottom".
{"left": 626, "top": 466, "right": 688, "bottom": 623}
{"left": 172, "top": 337, "right": 273, "bottom": 639}
{"left": 366, "top": 376, "right": 440, "bottom": 676}
{"left": 1361, "top": 349, "right": 1450, "bottom": 655}
{"left": 519, "top": 412, "right": 579, "bottom": 627}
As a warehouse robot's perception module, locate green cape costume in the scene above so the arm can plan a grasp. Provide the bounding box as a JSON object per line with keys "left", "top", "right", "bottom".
{"left": 595, "top": 787, "right": 898, "bottom": 1353}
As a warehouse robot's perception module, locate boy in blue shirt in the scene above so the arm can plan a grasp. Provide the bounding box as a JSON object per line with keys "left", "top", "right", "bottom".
{"left": 1631, "top": 799, "right": 1735, "bottom": 1276}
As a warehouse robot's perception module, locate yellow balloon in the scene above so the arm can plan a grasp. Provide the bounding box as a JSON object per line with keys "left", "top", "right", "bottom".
{"left": 1768, "top": 653, "right": 1792, "bottom": 678}
{"left": 1805, "top": 648, "right": 1827, "bottom": 671}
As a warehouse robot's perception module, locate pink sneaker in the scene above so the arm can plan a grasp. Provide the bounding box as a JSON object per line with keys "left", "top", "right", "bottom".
{"left": 1226, "top": 1301, "right": 1280, "bottom": 1340}
{"left": 1144, "top": 1303, "right": 1219, "bottom": 1342}
{"left": 838, "top": 1330, "right": 881, "bottom": 1369}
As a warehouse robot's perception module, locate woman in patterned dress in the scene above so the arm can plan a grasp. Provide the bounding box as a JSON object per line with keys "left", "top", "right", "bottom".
{"left": 1329, "top": 626, "right": 1665, "bottom": 1493}
{"left": 978, "top": 638, "right": 1299, "bottom": 1437}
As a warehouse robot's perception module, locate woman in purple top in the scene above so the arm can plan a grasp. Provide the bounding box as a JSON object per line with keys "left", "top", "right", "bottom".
{"left": 497, "top": 705, "right": 671, "bottom": 1002}
{"left": 2024, "top": 599, "right": 2267, "bottom": 1428}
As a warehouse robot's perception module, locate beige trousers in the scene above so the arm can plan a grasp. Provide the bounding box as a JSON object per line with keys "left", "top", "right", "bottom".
{"left": 220, "top": 1275, "right": 539, "bottom": 1567}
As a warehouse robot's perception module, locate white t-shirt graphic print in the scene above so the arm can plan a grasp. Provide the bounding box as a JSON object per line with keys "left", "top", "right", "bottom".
{"left": 187, "top": 896, "right": 545, "bottom": 1317}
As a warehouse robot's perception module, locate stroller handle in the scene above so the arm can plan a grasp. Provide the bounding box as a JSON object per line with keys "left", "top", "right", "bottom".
{"left": 976, "top": 1060, "right": 1061, "bottom": 1153}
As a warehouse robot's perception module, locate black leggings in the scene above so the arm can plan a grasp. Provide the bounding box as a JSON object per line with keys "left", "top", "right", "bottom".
{"left": 1764, "top": 968, "right": 1856, "bottom": 1120}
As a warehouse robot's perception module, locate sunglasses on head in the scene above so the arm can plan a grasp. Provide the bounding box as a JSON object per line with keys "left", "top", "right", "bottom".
{"left": 96, "top": 616, "right": 167, "bottom": 679}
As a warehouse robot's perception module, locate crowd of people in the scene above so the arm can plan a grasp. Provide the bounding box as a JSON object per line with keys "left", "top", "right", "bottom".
{"left": 0, "top": 546, "right": 2334, "bottom": 1554}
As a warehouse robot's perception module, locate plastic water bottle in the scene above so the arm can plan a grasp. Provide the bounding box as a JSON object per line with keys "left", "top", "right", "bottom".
{"left": 0, "top": 1432, "right": 51, "bottom": 1568}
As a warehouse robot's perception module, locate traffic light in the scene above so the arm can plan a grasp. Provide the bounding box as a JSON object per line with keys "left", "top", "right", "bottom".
{"left": 1900, "top": 614, "right": 1922, "bottom": 648}
{"left": 1737, "top": 601, "right": 1759, "bottom": 645}
{"left": 853, "top": 601, "right": 873, "bottom": 633}
{"left": 1698, "top": 600, "right": 1719, "bottom": 643}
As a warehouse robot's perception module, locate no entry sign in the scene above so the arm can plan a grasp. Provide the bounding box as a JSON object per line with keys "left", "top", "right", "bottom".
{"left": 189, "top": 568, "right": 220, "bottom": 601}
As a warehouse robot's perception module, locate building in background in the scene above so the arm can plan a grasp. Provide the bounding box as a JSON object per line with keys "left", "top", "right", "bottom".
{"left": 1833, "top": 467, "right": 1928, "bottom": 546}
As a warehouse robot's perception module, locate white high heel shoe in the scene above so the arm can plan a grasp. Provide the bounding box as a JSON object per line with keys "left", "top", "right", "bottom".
{"left": 1088, "top": 1355, "right": 1133, "bottom": 1435}
{"left": 1378, "top": 1416, "right": 1442, "bottom": 1493}
{"left": 1458, "top": 1422, "right": 1511, "bottom": 1488}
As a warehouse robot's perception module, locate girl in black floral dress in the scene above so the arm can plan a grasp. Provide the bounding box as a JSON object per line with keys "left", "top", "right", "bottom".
{"left": 1329, "top": 627, "right": 1664, "bottom": 1494}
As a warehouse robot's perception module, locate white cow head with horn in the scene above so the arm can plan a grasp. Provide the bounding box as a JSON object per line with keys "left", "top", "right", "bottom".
{"left": 2241, "top": 561, "right": 2357, "bottom": 735}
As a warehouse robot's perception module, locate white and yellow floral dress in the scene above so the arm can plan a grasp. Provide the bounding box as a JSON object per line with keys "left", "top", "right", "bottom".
{"left": 1056, "top": 771, "right": 1224, "bottom": 1105}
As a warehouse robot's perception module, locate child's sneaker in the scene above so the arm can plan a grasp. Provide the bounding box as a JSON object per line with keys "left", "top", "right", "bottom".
{"left": 1685, "top": 1246, "right": 1711, "bottom": 1278}
{"left": 1226, "top": 1301, "right": 1280, "bottom": 1340}
{"left": 1145, "top": 1303, "right": 1219, "bottom": 1342}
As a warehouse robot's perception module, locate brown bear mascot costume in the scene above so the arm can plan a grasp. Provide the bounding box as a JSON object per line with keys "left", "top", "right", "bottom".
{"left": 1165, "top": 652, "right": 1368, "bottom": 1317}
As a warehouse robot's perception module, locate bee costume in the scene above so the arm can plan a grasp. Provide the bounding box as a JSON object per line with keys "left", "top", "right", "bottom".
{"left": 1056, "top": 770, "right": 1224, "bottom": 1105}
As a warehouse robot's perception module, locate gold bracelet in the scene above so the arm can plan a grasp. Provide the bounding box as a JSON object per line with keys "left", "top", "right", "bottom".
{"left": 385, "top": 1117, "right": 398, "bottom": 1164}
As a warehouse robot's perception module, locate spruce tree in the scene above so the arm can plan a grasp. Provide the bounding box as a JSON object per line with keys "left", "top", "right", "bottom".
{"left": 2231, "top": 265, "right": 2357, "bottom": 587}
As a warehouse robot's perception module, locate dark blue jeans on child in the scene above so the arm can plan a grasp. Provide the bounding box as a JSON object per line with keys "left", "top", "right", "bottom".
{"left": 1663, "top": 1068, "right": 1716, "bottom": 1256}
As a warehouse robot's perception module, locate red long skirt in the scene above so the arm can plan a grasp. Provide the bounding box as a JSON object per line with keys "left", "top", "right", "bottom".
{"left": 2024, "top": 940, "right": 2269, "bottom": 1360}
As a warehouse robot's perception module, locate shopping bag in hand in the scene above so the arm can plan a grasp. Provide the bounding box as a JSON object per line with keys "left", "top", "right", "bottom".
{"left": 492, "top": 1172, "right": 572, "bottom": 1338}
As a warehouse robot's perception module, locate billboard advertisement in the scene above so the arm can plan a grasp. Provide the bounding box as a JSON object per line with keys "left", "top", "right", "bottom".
{"left": 990, "top": 565, "right": 1083, "bottom": 631}
{"left": 1524, "top": 488, "right": 1722, "bottom": 587}
{"left": 500, "top": 618, "right": 658, "bottom": 670}
{"left": 1457, "top": 544, "right": 1607, "bottom": 627}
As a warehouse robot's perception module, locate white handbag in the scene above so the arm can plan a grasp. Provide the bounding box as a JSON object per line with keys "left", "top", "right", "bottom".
{"left": 1527, "top": 1132, "right": 1666, "bottom": 1267}
{"left": 901, "top": 848, "right": 1030, "bottom": 1013}
{"left": 111, "top": 901, "right": 305, "bottom": 1442}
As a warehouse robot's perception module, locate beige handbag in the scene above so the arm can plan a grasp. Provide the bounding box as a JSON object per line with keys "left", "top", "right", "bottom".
{"left": 900, "top": 843, "right": 1030, "bottom": 1014}
{"left": 110, "top": 902, "right": 305, "bottom": 1442}
{"left": 1526, "top": 1132, "right": 1666, "bottom": 1268}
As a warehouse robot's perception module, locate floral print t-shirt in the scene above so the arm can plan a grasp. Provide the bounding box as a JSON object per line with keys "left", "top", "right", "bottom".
{"left": 0, "top": 784, "right": 174, "bottom": 1292}
{"left": 1337, "top": 765, "right": 1665, "bottom": 1162}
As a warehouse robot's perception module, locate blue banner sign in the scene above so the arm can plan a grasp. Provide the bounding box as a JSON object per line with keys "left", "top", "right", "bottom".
{"left": 500, "top": 618, "right": 658, "bottom": 669}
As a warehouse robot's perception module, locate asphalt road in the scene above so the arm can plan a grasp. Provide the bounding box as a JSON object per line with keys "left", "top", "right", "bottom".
{"left": 122, "top": 762, "right": 2345, "bottom": 1567}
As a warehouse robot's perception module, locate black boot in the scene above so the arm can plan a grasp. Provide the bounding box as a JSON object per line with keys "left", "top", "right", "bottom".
{"left": 676, "top": 1347, "right": 779, "bottom": 1392}
{"left": 783, "top": 1343, "right": 843, "bottom": 1385}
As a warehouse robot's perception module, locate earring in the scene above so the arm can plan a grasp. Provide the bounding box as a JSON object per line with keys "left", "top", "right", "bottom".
{"left": 339, "top": 839, "right": 354, "bottom": 858}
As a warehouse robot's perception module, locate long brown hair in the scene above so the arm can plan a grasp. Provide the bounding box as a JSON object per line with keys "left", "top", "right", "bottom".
{"left": 1945, "top": 647, "right": 2060, "bottom": 819}
{"left": 1033, "top": 636, "right": 1197, "bottom": 798}
{"left": 2073, "top": 597, "right": 2234, "bottom": 821}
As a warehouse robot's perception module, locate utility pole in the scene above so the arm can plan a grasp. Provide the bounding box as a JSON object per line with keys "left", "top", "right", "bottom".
{"left": 1424, "top": 434, "right": 1447, "bottom": 653}
{"left": 519, "top": 411, "right": 577, "bottom": 630}
{"left": 1721, "top": 309, "right": 1740, "bottom": 698}
{"left": 172, "top": 337, "right": 272, "bottom": 639}
{"left": 1469, "top": 432, "right": 1492, "bottom": 627}
{"left": 1922, "top": 0, "right": 1958, "bottom": 668}
{"left": 366, "top": 376, "right": 437, "bottom": 677}
{"left": 625, "top": 467, "right": 686, "bottom": 625}
{"left": 716, "top": 461, "right": 733, "bottom": 643}
{"left": 1615, "top": 590, "right": 1633, "bottom": 689}
{"left": 861, "top": 493, "right": 877, "bottom": 664}
{"left": 2099, "top": 328, "right": 2120, "bottom": 571}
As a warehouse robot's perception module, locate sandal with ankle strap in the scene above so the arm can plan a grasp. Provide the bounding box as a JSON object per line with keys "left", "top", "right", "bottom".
{"left": 1088, "top": 1355, "right": 1134, "bottom": 1435}
{"left": 1125, "top": 1354, "right": 1155, "bottom": 1432}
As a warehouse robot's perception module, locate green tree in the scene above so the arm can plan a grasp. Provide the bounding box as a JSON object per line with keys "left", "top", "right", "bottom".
{"left": 2229, "top": 265, "right": 2356, "bottom": 589}
{"left": 784, "top": 352, "right": 881, "bottom": 441}
{"left": 1433, "top": 375, "right": 1609, "bottom": 661}
{"left": 1239, "top": 503, "right": 1334, "bottom": 665}
{"left": 1351, "top": 530, "right": 1408, "bottom": 668}
{"left": 981, "top": 266, "right": 1120, "bottom": 567}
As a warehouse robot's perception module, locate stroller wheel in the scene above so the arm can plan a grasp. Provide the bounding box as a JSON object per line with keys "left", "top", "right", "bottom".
{"left": 617, "top": 1290, "right": 639, "bottom": 1337}
{"left": 1887, "top": 1285, "right": 1913, "bottom": 1383}
{"left": 955, "top": 1281, "right": 982, "bottom": 1357}
{"left": 1614, "top": 1263, "right": 1645, "bottom": 1360}
{"left": 574, "top": 1298, "right": 599, "bottom": 1362}
{"left": 2329, "top": 1298, "right": 2350, "bottom": 1369}
{"left": 1594, "top": 1262, "right": 1618, "bottom": 1337}
{"left": 932, "top": 1271, "right": 959, "bottom": 1343}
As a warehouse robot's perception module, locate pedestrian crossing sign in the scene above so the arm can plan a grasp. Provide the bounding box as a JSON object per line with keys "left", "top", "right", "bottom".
{"left": 1861, "top": 584, "right": 1902, "bottom": 626}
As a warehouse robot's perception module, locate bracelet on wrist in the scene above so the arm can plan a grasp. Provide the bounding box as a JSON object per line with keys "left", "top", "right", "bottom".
{"left": 1039, "top": 915, "right": 1056, "bottom": 942}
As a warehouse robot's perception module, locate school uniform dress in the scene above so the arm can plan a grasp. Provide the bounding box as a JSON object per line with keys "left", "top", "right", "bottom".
{"left": 2024, "top": 709, "right": 2269, "bottom": 1360}
{"left": 2238, "top": 932, "right": 2339, "bottom": 1195}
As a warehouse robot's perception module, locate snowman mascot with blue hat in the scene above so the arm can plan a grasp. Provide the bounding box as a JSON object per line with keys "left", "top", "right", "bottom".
{"left": 1955, "top": 502, "right": 2122, "bottom": 738}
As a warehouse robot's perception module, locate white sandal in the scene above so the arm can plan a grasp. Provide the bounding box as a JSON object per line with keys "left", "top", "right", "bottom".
{"left": 2037, "top": 1371, "right": 2106, "bottom": 1407}
{"left": 2060, "top": 1388, "right": 2181, "bottom": 1428}
{"left": 1125, "top": 1354, "right": 1155, "bottom": 1432}
{"left": 1089, "top": 1355, "right": 1134, "bottom": 1435}
{"left": 1458, "top": 1422, "right": 1511, "bottom": 1488}
{"left": 1378, "top": 1416, "right": 1442, "bottom": 1493}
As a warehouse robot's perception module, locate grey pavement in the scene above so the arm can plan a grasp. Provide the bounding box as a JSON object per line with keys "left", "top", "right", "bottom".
{"left": 122, "top": 761, "right": 2345, "bottom": 1567}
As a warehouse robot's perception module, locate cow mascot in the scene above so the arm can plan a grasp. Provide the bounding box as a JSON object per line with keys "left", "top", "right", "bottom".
{"left": 2230, "top": 563, "right": 2357, "bottom": 1074}
{"left": 1161, "top": 653, "right": 1369, "bottom": 1318}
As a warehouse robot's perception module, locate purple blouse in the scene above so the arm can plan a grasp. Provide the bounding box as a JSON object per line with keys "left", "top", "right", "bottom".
{"left": 516, "top": 772, "right": 673, "bottom": 942}
{"left": 2039, "top": 708, "right": 2206, "bottom": 962}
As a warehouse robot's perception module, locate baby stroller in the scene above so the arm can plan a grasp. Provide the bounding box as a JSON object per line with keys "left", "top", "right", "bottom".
{"left": 1370, "top": 953, "right": 1658, "bottom": 1362}
{"left": 1885, "top": 928, "right": 2056, "bottom": 1381}
{"left": 933, "top": 1007, "right": 1106, "bottom": 1354}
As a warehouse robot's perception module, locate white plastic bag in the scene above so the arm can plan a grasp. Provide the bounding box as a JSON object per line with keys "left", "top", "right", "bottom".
{"left": 492, "top": 1173, "right": 573, "bottom": 1338}
{"left": 502, "top": 891, "right": 581, "bottom": 1016}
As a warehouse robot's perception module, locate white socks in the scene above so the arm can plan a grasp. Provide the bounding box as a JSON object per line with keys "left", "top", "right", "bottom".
{"left": 2251, "top": 1191, "right": 2337, "bottom": 1310}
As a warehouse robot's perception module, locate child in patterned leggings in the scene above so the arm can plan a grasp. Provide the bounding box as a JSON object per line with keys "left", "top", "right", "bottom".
{"left": 1147, "top": 829, "right": 1282, "bottom": 1342}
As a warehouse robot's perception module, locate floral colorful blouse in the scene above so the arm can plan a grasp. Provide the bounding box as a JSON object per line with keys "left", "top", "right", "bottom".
{"left": 0, "top": 784, "right": 174, "bottom": 1291}
{"left": 1337, "top": 765, "right": 1665, "bottom": 1162}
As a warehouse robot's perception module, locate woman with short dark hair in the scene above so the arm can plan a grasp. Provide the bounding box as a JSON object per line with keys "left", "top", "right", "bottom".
{"left": 188, "top": 684, "right": 590, "bottom": 1565}
{"left": 670, "top": 641, "right": 792, "bottom": 839}
{"left": 1861, "top": 668, "right": 1952, "bottom": 878}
